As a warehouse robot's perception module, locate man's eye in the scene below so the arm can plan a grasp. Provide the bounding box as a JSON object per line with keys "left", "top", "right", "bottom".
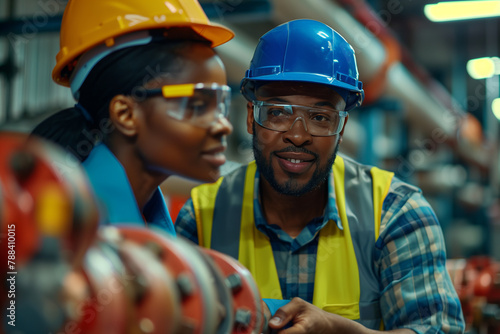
{"left": 311, "top": 114, "right": 329, "bottom": 122}
{"left": 268, "top": 108, "right": 284, "bottom": 117}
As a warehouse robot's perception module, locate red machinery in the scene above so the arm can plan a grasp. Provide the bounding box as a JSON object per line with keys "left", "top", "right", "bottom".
{"left": 448, "top": 256, "right": 500, "bottom": 333}
{"left": 0, "top": 133, "right": 265, "bottom": 334}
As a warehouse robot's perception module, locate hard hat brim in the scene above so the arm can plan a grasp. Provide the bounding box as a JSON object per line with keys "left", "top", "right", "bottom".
{"left": 241, "top": 72, "right": 364, "bottom": 110}
{"left": 52, "top": 22, "right": 234, "bottom": 87}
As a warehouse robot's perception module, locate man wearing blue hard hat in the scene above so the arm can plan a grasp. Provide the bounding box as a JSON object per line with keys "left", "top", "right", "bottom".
{"left": 176, "top": 19, "right": 464, "bottom": 333}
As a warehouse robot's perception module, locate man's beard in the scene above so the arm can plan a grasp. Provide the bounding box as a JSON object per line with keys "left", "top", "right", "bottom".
{"left": 252, "top": 124, "right": 339, "bottom": 197}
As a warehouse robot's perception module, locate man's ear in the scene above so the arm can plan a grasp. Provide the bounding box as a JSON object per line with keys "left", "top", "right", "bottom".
{"left": 338, "top": 114, "right": 349, "bottom": 143}
{"left": 108, "top": 95, "right": 138, "bottom": 137}
{"left": 246, "top": 101, "right": 254, "bottom": 134}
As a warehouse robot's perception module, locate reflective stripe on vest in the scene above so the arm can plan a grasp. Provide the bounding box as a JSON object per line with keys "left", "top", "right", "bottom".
{"left": 191, "top": 156, "right": 394, "bottom": 328}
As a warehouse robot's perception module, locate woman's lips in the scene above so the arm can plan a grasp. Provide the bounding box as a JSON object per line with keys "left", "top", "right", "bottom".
{"left": 201, "top": 146, "right": 227, "bottom": 167}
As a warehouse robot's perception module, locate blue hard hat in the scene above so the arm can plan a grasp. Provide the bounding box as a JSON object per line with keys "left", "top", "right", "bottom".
{"left": 240, "top": 19, "right": 364, "bottom": 111}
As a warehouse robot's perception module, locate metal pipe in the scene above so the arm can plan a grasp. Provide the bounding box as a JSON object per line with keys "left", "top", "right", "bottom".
{"left": 215, "top": 25, "right": 257, "bottom": 85}
{"left": 3, "top": 0, "right": 16, "bottom": 123}
{"left": 271, "top": 0, "right": 387, "bottom": 83}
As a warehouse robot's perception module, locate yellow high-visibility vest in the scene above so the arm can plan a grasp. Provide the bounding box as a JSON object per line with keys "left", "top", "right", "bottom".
{"left": 191, "top": 156, "right": 393, "bottom": 329}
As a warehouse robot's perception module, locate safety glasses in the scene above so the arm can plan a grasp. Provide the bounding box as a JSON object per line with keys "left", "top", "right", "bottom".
{"left": 252, "top": 101, "right": 348, "bottom": 136}
{"left": 142, "top": 83, "right": 231, "bottom": 128}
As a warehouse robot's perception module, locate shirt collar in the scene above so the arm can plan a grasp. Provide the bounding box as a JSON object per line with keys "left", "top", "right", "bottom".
{"left": 83, "top": 144, "right": 174, "bottom": 233}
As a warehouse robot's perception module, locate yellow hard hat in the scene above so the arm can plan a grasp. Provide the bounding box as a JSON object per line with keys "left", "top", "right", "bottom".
{"left": 52, "top": 0, "right": 234, "bottom": 87}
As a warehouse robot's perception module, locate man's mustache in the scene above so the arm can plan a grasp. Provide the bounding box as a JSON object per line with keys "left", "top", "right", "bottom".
{"left": 274, "top": 146, "right": 319, "bottom": 160}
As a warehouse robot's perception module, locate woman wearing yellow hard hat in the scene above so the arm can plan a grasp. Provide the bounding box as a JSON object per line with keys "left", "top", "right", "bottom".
{"left": 32, "top": 0, "right": 234, "bottom": 234}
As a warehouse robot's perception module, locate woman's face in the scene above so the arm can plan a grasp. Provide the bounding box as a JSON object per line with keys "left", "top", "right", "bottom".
{"left": 134, "top": 43, "right": 233, "bottom": 182}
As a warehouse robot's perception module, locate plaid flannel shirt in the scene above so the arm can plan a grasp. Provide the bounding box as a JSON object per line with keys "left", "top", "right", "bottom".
{"left": 175, "top": 167, "right": 465, "bottom": 333}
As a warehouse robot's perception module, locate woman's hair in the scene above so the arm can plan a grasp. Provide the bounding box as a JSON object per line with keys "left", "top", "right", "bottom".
{"left": 31, "top": 28, "right": 210, "bottom": 162}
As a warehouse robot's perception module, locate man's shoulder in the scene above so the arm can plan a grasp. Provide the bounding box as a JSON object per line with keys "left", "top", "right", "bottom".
{"left": 338, "top": 153, "right": 383, "bottom": 173}
{"left": 388, "top": 176, "right": 421, "bottom": 198}
{"left": 339, "top": 154, "right": 421, "bottom": 196}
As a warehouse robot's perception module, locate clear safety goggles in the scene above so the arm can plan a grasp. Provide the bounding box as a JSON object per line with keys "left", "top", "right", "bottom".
{"left": 252, "top": 101, "right": 348, "bottom": 136}
{"left": 142, "top": 83, "right": 231, "bottom": 128}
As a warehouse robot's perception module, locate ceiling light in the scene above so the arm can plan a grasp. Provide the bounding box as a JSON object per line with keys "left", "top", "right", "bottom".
{"left": 424, "top": 1, "right": 500, "bottom": 22}
{"left": 492, "top": 98, "right": 500, "bottom": 120}
{"left": 466, "top": 57, "right": 500, "bottom": 79}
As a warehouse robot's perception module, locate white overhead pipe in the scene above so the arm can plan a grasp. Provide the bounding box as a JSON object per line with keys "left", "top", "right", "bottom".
{"left": 272, "top": 0, "right": 387, "bottom": 84}
{"left": 215, "top": 25, "right": 257, "bottom": 85}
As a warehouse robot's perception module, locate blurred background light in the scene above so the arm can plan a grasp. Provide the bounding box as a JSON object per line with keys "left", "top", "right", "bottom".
{"left": 466, "top": 57, "right": 500, "bottom": 79}
{"left": 492, "top": 98, "right": 500, "bottom": 120}
{"left": 424, "top": 0, "right": 500, "bottom": 22}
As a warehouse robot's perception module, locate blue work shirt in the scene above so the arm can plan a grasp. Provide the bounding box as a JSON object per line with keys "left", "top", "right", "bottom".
{"left": 83, "top": 143, "right": 175, "bottom": 236}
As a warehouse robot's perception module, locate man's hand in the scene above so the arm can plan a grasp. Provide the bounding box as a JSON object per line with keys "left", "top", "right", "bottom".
{"left": 267, "top": 297, "right": 340, "bottom": 333}
{"left": 266, "top": 298, "right": 415, "bottom": 334}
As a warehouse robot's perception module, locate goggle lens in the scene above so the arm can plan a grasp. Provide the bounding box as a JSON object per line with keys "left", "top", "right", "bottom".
{"left": 143, "top": 83, "right": 231, "bottom": 128}
{"left": 253, "top": 101, "right": 347, "bottom": 136}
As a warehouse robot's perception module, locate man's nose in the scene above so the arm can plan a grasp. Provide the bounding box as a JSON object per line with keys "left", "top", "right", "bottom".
{"left": 282, "top": 116, "right": 312, "bottom": 146}
{"left": 289, "top": 116, "right": 308, "bottom": 133}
